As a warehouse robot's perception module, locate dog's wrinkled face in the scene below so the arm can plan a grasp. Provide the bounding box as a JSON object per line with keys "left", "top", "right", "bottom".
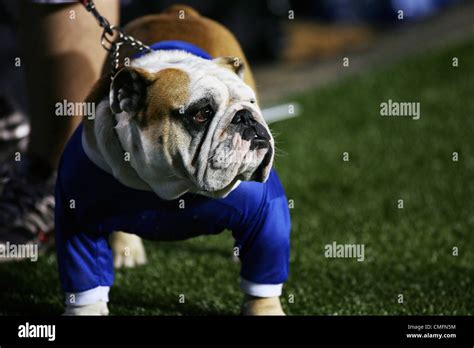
{"left": 109, "top": 51, "right": 274, "bottom": 199}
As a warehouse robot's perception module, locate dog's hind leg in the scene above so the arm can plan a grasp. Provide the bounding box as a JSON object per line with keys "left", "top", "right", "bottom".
{"left": 110, "top": 231, "right": 147, "bottom": 269}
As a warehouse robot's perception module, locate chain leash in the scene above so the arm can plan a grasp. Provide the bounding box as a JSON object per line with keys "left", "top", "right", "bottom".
{"left": 79, "top": 0, "right": 152, "bottom": 77}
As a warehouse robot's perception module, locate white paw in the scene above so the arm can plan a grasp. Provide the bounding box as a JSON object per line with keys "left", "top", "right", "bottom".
{"left": 63, "top": 301, "right": 109, "bottom": 316}
{"left": 241, "top": 296, "right": 286, "bottom": 316}
{"left": 110, "top": 231, "right": 147, "bottom": 269}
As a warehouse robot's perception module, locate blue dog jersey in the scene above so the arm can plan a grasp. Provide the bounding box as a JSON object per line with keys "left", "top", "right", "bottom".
{"left": 55, "top": 124, "right": 291, "bottom": 295}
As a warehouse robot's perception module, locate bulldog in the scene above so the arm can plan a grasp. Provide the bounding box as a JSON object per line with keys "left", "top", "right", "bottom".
{"left": 55, "top": 5, "right": 291, "bottom": 316}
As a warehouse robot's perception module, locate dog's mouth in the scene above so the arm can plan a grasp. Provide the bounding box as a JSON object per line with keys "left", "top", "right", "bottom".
{"left": 194, "top": 117, "right": 273, "bottom": 193}
{"left": 197, "top": 152, "right": 271, "bottom": 194}
{"left": 250, "top": 145, "right": 274, "bottom": 182}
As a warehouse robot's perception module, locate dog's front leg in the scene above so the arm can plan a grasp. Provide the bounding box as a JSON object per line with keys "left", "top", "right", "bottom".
{"left": 62, "top": 232, "right": 146, "bottom": 315}
{"left": 56, "top": 210, "right": 115, "bottom": 315}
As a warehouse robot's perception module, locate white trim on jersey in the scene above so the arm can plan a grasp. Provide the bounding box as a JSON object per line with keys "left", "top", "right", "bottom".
{"left": 240, "top": 278, "right": 283, "bottom": 297}
{"left": 65, "top": 286, "right": 110, "bottom": 306}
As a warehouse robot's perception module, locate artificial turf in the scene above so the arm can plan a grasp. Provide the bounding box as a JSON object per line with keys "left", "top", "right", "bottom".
{"left": 1, "top": 39, "right": 473, "bottom": 315}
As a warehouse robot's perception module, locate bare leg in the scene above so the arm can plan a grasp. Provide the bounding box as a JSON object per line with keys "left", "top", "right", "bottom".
{"left": 19, "top": 0, "right": 119, "bottom": 170}
{"left": 0, "top": 0, "right": 119, "bottom": 254}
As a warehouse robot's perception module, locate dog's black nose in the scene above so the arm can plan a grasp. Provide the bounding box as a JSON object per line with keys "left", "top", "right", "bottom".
{"left": 231, "top": 109, "right": 271, "bottom": 148}
{"left": 231, "top": 109, "right": 254, "bottom": 126}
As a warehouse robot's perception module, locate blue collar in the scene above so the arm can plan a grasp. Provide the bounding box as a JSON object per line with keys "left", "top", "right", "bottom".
{"left": 132, "top": 40, "right": 212, "bottom": 60}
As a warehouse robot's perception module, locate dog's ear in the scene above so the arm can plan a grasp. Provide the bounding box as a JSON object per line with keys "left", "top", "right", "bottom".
{"left": 213, "top": 56, "right": 245, "bottom": 79}
{"left": 110, "top": 67, "right": 155, "bottom": 114}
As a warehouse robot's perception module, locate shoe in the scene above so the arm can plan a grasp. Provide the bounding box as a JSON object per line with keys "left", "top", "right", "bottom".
{"left": 0, "top": 95, "right": 29, "bottom": 163}
{"left": 0, "top": 156, "right": 55, "bottom": 262}
{"left": 0, "top": 96, "right": 29, "bottom": 142}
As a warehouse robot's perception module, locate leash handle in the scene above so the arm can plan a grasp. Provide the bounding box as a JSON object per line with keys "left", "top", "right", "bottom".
{"left": 78, "top": 0, "right": 151, "bottom": 77}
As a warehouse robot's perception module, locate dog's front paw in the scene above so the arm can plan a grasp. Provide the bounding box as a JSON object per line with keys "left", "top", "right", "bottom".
{"left": 241, "top": 296, "right": 286, "bottom": 315}
{"left": 110, "top": 231, "right": 147, "bottom": 269}
{"left": 63, "top": 301, "right": 109, "bottom": 316}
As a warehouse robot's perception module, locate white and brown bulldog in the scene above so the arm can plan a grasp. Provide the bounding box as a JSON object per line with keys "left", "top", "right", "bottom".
{"left": 60, "top": 5, "right": 288, "bottom": 316}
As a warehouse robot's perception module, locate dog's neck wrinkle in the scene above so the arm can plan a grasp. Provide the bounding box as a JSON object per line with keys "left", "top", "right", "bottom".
{"left": 84, "top": 98, "right": 196, "bottom": 200}
{"left": 114, "top": 113, "right": 196, "bottom": 199}
{"left": 82, "top": 99, "right": 152, "bottom": 192}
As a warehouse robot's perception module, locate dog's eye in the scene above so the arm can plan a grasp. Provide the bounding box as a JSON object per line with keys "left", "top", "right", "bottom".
{"left": 193, "top": 105, "right": 214, "bottom": 124}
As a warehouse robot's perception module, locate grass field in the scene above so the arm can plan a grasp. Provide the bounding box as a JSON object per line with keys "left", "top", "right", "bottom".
{"left": 1, "top": 39, "right": 473, "bottom": 315}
